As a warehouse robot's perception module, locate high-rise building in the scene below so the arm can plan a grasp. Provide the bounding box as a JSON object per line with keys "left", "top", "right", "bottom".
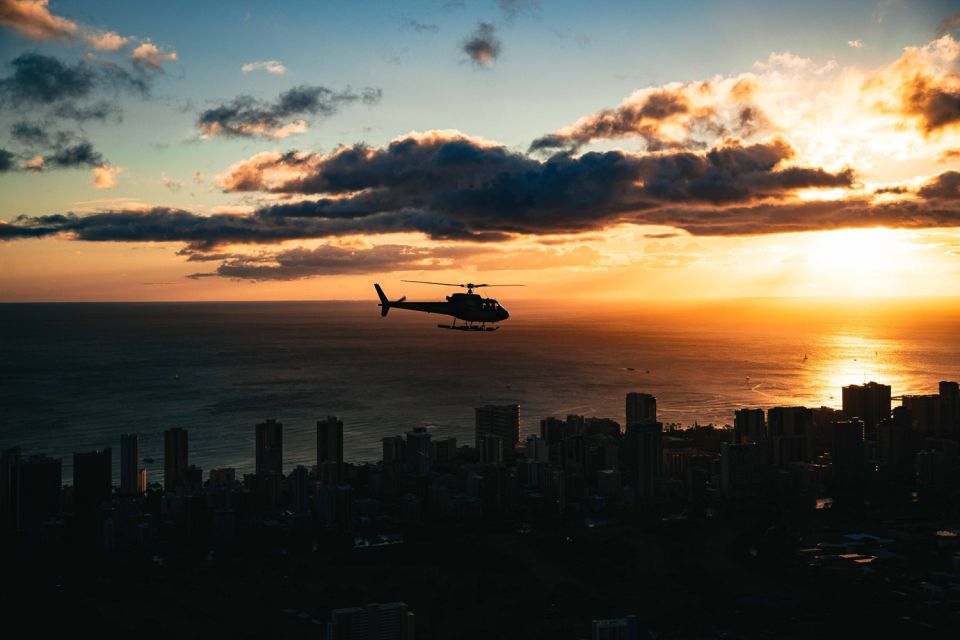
{"left": 592, "top": 615, "right": 639, "bottom": 640}
{"left": 315, "top": 483, "right": 355, "bottom": 529}
{"left": 431, "top": 437, "right": 457, "bottom": 464}
{"left": 73, "top": 448, "right": 112, "bottom": 513}
{"left": 186, "top": 465, "right": 204, "bottom": 492}
{"left": 626, "top": 392, "right": 656, "bottom": 427}
{"left": 733, "top": 408, "right": 765, "bottom": 444}
{"left": 939, "top": 381, "right": 959, "bottom": 436}
{"left": 892, "top": 405, "right": 912, "bottom": 429}
{"left": 208, "top": 467, "right": 236, "bottom": 488}
{"left": 878, "top": 416, "right": 912, "bottom": 471}
{"left": 0, "top": 446, "right": 21, "bottom": 532}
{"left": 539, "top": 466, "right": 566, "bottom": 512}
{"left": 540, "top": 416, "right": 566, "bottom": 445}
{"left": 623, "top": 393, "right": 661, "bottom": 503}
{"left": 252, "top": 467, "right": 281, "bottom": 515}
{"left": 720, "top": 442, "right": 763, "bottom": 500}
{"left": 564, "top": 414, "right": 587, "bottom": 438}
{"left": 525, "top": 435, "right": 549, "bottom": 463}
{"left": 584, "top": 416, "right": 621, "bottom": 437}
{"left": 289, "top": 465, "right": 310, "bottom": 514}
{"left": 478, "top": 435, "right": 504, "bottom": 465}
{"left": 626, "top": 421, "right": 662, "bottom": 502}
{"left": 562, "top": 435, "right": 587, "bottom": 474}
{"left": 842, "top": 381, "right": 891, "bottom": 431}
{"left": 597, "top": 468, "right": 621, "bottom": 497}
{"left": 164, "top": 427, "right": 188, "bottom": 492}
{"left": 406, "top": 427, "right": 432, "bottom": 475}
{"left": 832, "top": 419, "right": 865, "bottom": 492}
{"left": 317, "top": 461, "right": 340, "bottom": 486}
{"left": 767, "top": 406, "right": 812, "bottom": 466}
{"left": 327, "top": 602, "right": 415, "bottom": 640}
{"left": 119, "top": 433, "right": 141, "bottom": 497}
{"left": 16, "top": 455, "right": 62, "bottom": 531}
{"left": 916, "top": 449, "right": 948, "bottom": 487}
{"left": 900, "top": 395, "right": 939, "bottom": 434}
{"left": 382, "top": 435, "right": 405, "bottom": 463}
{"left": 317, "top": 415, "right": 344, "bottom": 470}
{"left": 811, "top": 406, "right": 843, "bottom": 455}
{"left": 476, "top": 405, "right": 520, "bottom": 458}
{"left": 255, "top": 419, "right": 283, "bottom": 477}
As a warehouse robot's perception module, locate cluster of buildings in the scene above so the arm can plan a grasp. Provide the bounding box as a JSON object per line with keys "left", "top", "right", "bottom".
{"left": 722, "top": 380, "right": 960, "bottom": 500}
{"left": 2, "top": 379, "right": 959, "bottom": 636}
{"left": 2, "top": 379, "right": 957, "bottom": 544}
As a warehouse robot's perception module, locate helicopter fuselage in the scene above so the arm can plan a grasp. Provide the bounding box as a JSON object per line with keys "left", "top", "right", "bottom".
{"left": 388, "top": 292, "right": 509, "bottom": 323}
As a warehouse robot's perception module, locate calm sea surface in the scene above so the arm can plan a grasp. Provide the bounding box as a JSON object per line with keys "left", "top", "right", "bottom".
{"left": 2, "top": 299, "right": 958, "bottom": 481}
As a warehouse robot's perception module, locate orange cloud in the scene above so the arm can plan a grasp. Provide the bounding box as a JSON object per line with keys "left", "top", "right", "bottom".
{"left": 92, "top": 165, "right": 122, "bottom": 189}
{"left": 131, "top": 41, "right": 177, "bottom": 70}
{"left": 84, "top": 29, "right": 132, "bottom": 51}
{"left": 530, "top": 77, "right": 769, "bottom": 153}
{"left": 0, "top": 0, "right": 77, "bottom": 41}
{"left": 0, "top": 0, "right": 135, "bottom": 52}
{"left": 864, "top": 35, "right": 960, "bottom": 135}
{"left": 0, "top": 1, "right": 173, "bottom": 69}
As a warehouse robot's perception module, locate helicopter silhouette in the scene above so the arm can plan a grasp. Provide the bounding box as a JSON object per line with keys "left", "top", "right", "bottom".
{"left": 374, "top": 280, "right": 522, "bottom": 331}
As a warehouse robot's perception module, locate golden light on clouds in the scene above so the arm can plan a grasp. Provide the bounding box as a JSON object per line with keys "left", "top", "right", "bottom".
{"left": 2, "top": 25, "right": 959, "bottom": 301}
{"left": 743, "top": 37, "right": 959, "bottom": 180}
{"left": 91, "top": 165, "right": 122, "bottom": 189}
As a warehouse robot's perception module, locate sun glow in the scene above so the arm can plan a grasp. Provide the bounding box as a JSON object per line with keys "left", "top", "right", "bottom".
{"left": 806, "top": 227, "right": 910, "bottom": 275}
{"left": 753, "top": 226, "right": 956, "bottom": 298}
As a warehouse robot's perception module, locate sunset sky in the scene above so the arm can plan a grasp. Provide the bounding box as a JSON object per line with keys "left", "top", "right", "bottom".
{"left": 1, "top": 0, "right": 959, "bottom": 301}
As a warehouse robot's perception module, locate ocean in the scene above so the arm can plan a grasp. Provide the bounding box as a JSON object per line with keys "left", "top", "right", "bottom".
{"left": 2, "top": 299, "right": 959, "bottom": 482}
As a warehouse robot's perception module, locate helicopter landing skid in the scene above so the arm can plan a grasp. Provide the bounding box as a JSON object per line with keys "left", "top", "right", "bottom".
{"left": 437, "top": 323, "right": 498, "bottom": 331}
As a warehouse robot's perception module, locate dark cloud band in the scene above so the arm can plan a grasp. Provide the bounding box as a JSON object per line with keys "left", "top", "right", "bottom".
{"left": 186, "top": 243, "right": 479, "bottom": 280}
{"left": 197, "top": 84, "right": 382, "bottom": 139}
{"left": 0, "top": 53, "right": 148, "bottom": 121}
{"left": 2, "top": 133, "right": 955, "bottom": 249}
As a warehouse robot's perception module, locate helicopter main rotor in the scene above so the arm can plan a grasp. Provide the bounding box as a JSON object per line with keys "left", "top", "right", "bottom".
{"left": 401, "top": 280, "right": 524, "bottom": 295}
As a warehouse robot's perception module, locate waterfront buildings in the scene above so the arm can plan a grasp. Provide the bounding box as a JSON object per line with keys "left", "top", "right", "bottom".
{"left": 476, "top": 404, "right": 520, "bottom": 459}
{"left": 255, "top": 419, "right": 283, "bottom": 477}
{"left": 164, "top": 427, "right": 188, "bottom": 492}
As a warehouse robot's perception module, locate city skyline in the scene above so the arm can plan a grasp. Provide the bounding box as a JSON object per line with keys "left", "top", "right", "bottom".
{"left": 7, "top": 375, "right": 953, "bottom": 482}
{"left": 5, "top": 379, "right": 959, "bottom": 637}
{"left": 1, "top": 1, "right": 959, "bottom": 301}
{"left": 4, "top": 5, "right": 960, "bottom": 637}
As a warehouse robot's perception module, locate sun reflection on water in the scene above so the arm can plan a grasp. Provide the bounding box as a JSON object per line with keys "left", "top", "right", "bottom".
{"left": 804, "top": 333, "right": 917, "bottom": 408}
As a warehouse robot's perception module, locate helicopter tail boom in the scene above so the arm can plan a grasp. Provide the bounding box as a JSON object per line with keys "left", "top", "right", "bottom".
{"left": 374, "top": 283, "right": 390, "bottom": 316}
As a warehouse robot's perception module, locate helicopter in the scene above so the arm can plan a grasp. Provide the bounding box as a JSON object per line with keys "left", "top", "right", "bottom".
{"left": 374, "top": 280, "right": 522, "bottom": 331}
